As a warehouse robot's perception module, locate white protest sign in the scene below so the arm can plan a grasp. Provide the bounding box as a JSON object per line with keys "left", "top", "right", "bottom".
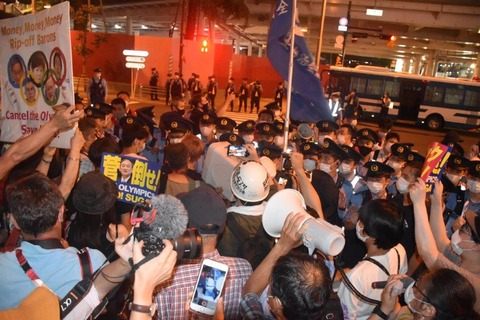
{"left": 0, "top": 2, "right": 74, "bottom": 148}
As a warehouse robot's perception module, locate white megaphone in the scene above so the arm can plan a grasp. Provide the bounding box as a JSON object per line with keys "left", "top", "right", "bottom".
{"left": 297, "top": 123, "right": 314, "bottom": 140}
{"left": 262, "top": 189, "right": 345, "bottom": 256}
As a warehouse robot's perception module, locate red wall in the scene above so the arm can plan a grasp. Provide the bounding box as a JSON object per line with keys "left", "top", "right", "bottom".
{"left": 71, "top": 31, "right": 282, "bottom": 95}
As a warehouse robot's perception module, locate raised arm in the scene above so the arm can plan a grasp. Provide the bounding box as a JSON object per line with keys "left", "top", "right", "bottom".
{"left": 290, "top": 152, "right": 324, "bottom": 219}
{"left": 409, "top": 178, "right": 440, "bottom": 268}
{"left": 242, "top": 211, "right": 307, "bottom": 297}
{"left": 0, "top": 105, "right": 83, "bottom": 179}
{"left": 429, "top": 181, "right": 450, "bottom": 253}
{"left": 58, "top": 129, "right": 85, "bottom": 199}
{"left": 215, "top": 93, "right": 236, "bottom": 118}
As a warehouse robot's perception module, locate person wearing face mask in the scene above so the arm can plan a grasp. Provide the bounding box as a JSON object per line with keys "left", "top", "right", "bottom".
{"left": 385, "top": 143, "right": 411, "bottom": 197}
{"left": 337, "top": 124, "right": 355, "bottom": 147}
{"left": 84, "top": 106, "right": 107, "bottom": 139}
{"left": 337, "top": 145, "right": 363, "bottom": 225}
{"left": 299, "top": 142, "right": 321, "bottom": 174}
{"left": 319, "top": 138, "right": 345, "bottom": 186}
{"left": 391, "top": 158, "right": 425, "bottom": 267}
{"left": 372, "top": 132, "right": 400, "bottom": 163}
{"left": 355, "top": 128, "right": 380, "bottom": 177}
{"left": 451, "top": 161, "right": 480, "bottom": 233}
{"left": 256, "top": 109, "right": 275, "bottom": 124}
{"left": 315, "top": 120, "right": 338, "bottom": 146}
{"left": 375, "top": 118, "right": 393, "bottom": 148}
{"left": 272, "top": 120, "right": 293, "bottom": 150}
{"left": 119, "top": 120, "right": 149, "bottom": 160}
{"left": 409, "top": 178, "right": 480, "bottom": 313}
{"left": 340, "top": 161, "right": 395, "bottom": 269}
{"left": 258, "top": 145, "right": 283, "bottom": 175}
{"left": 337, "top": 199, "right": 407, "bottom": 320}
{"left": 237, "top": 120, "right": 256, "bottom": 145}
{"left": 369, "top": 269, "right": 480, "bottom": 320}
{"left": 194, "top": 113, "right": 217, "bottom": 174}
{"left": 136, "top": 106, "right": 163, "bottom": 164}
{"left": 441, "top": 154, "right": 471, "bottom": 237}
{"left": 255, "top": 123, "right": 276, "bottom": 150}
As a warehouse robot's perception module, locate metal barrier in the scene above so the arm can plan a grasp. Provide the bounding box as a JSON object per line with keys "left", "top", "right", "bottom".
{"left": 139, "top": 84, "right": 166, "bottom": 100}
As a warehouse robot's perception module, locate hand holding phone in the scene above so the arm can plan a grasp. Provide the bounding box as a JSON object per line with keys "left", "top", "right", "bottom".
{"left": 227, "top": 145, "right": 249, "bottom": 157}
{"left": 189, "top": 259, "right": 229, "bottom": 316}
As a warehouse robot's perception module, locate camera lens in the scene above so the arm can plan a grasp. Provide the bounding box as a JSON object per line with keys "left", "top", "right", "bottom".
{"left": 173, "top": 228, "right": 203, "bottom": 260}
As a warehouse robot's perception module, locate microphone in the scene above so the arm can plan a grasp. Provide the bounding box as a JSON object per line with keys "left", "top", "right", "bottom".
{"left": 135, "top": 194, "right": 188, "bottom": 256}
{"left": 372, "top": 277, "right": 414, "bottom": 289}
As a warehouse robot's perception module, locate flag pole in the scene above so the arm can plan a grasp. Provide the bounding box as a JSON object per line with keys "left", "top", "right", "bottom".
{"left": 283, "top": 0, "right": 297, "bottom": 154}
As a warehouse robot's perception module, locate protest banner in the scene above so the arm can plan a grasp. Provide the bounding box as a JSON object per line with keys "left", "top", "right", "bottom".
{"left": 0, "top": 2, "right": 74, "bottom": 148}
{"left": 421, "top": 141, "right": 452, "bottom": 194}
{"left": 100, "top": 153, "right": 161, "bottom": 204}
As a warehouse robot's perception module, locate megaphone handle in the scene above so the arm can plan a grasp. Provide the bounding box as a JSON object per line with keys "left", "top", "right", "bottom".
{"left": 296, "top": 216, "right": 312, "bottom": 233}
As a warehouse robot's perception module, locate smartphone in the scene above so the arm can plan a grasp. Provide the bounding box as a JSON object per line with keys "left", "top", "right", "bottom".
{"left": 227, "top": 145, "right": 249, "bottom": 157}
{"left": 189, "top": 259, "right": 229, "bottom": 316}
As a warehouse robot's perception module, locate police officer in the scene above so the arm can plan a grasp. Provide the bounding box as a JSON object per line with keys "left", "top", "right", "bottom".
{"left": 225, "top": 77, "right": 236, "bottom": 112}
{"left": 238, "top": 78, "right": 249, "bottom": 112}
{"left": 87, "top": 68, "right": 107, "bottom": 105}
{"left": 207, "top": 75, "right": 218, "bottom": 110}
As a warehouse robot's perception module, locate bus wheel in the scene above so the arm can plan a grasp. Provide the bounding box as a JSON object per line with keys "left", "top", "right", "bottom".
{"left": 425, "top": 114, "right": 444, "bottom": 130}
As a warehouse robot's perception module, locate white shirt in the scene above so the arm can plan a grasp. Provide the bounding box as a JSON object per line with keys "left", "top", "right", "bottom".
{"left": 338, "top": 244, "right": 408, "bottom": 320}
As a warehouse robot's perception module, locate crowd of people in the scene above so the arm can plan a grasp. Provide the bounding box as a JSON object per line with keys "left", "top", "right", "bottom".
{"left": 0, "top": 78, "right": 480, "bottom": 320}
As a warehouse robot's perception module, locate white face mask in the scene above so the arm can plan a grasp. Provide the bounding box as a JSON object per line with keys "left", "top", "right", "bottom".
{"left": 339, "top": 163, "right": 353, "bottom": 175}
{"left": 200, "top": 126, "right": 214, "bottom": 137}
{"left": 450, "top": 229, "right": 479, "bottom": 256}
{"left": 367, "top": 181, "right": 384, "bottom": 194}
{"left": 303, "top": 159, "right": 317, "bottom": 172}
{"left": 274, "top": 136, "right": 284, "bottom": 147}
{"left": 446, "top": 173, "right": 462, "bottom": 186}
{"left": 356, "top": 222, "right": 369, "bottom": 242}
{"left": 387, "top": 160, "right": 404, "bottom": 172}
{"left": 467, "top": 179, "right": 480, "bottom": 193}
{"left": 169, "top": 138, "right": 182, "bottom": 144}
{"left": 404, "top": 282, "right": 430, "bottom": 316}
{"left": 396, "top": 176, "right": 410, "bottom": 194}
{"left": 337, "top": 134, "right": 347, "bottom": 146}
{"left": 319, "top": 162, "right": 333, "bottom": 174}
{"left": 384, "top": 142, "right": 393, "bottom": 154}
{"left": 243, "top": 134, "right": 254, "bottom": 144}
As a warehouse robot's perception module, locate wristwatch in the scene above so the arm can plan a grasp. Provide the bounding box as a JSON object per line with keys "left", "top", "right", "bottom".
{"left": 372, "top": 304, "right": 389, "bottom": 320}
{"left": 128, "top": 302, "right": 157, "bottom": 316}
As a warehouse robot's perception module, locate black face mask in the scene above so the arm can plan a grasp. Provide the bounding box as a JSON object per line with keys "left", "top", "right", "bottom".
{"left": 177, "top": 109, "right": 185, "bottom": 116}
{"left": 358, "top": 146, "right": 372, "bottom": 157}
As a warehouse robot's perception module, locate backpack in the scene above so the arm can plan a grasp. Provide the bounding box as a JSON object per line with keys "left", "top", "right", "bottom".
{"left": 320, "top": 291, "right": 344, "bottom": 320}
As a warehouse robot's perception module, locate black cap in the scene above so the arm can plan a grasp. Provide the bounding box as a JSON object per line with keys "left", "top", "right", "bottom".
{"left": 442, "top": 130, "right": 464, "bottom": 144}
{"left": 447, "top": 155, "right": 471, "bottom": 169}
{"left": 272, "top": 120, "right": 292, "bottom": 135}
{"left": 259, "top": 145, "right": 282, "bottom": 160}
{"left": 97, "top": 102, "right": 115, "bottom": 115}
{"left": 215, "top": 117, "right": 237, "bottom": 132}
{"left": 300, "top": 142, "right": 322, "bottom": 155}
{"left": 199, "top": 113, "right": 217, "bottom": 125}
{"left": 390, "top": 143, "right": 411, "bottom": 161}
{"left": 84, "top": 107, "right": 106, "bottom": 120}
{"left": 119, "top": 115, "right": 144, "bottom": 128}
{"left": 93, "top": 68, "right": 101, "bottom": 73}
{"left": 316, "top": 120, "right": 339, "bottom": 133}
{"left": 364, "top": 161, "right": 395, "bottom": 178}
{"left": 406, "top": 151, "right": 425, "bottom": 164}
{"left": 237, "top": 120, "right": 256, "bottom": 134}
{"left": 255, "top": 123, "right": 276, "bottom": 136}
{"left": 445, "top": 141, "right": 465, "bottom": 156}
{"left": 164, "top": 118, "right": 193, "bottom": 133}
{"left": 219, "top": 133, "right": 244, "bottom": 146}
{"left": 341, "top": 145, "right": 362, "bottom": 163}
{"left": 322, "top": 138, "right": 348, "bottom": 160}
{"left": 469, "top": 161, "right": 480, "bottom": 178}
{"left": 357, "top": 128, "right": 379, "bottom": 144}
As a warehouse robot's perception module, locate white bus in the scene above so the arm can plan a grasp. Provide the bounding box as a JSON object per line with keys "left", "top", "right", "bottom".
{"left": 321, "top": 65, "right": 480, "bottom": 130}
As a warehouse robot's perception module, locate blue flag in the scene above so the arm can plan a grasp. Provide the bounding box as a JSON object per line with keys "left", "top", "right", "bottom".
{"left": 267, "top": 0, "right": 332, "bottom": 123}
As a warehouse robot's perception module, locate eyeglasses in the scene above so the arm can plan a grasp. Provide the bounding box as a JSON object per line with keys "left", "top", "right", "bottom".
{"left": 413, "top": 281, "right": 430, "bottom": 304}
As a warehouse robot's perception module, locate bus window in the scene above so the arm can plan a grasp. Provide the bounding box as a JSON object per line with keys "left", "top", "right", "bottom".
{"left": 384, "top": 81, "right": 401, "bottom": 98}
{"left": 464, "top": 90, "right": 480, "bottom": 107}
{"left": 425, "top": 84, "right": 445, "bottom": 103}
{"left": 444, "top": 86, "right": 464, "bottom": 105}
{"left": 351, "top": 77, "right": 367, "bottom": 94}
{"left": 366, "top": 79, "right": 383, "bottom": 96}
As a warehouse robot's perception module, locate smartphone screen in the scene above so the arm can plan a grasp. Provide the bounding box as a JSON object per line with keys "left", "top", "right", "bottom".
{"left": 227, "top": 145, "right": 248, "bottom": 157}
{"left": 190, "top": 259, "right": 229, "bottom": 316}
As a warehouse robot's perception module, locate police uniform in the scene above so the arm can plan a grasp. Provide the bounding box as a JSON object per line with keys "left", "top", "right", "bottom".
{"left": 355, "top": 128, "right": 380, "bottom": 177}
{"left": 215, "top": 117, "right": 237, "bottom": 135}
{"left": 238, "top": 79, "right": 249, "bottom": 112}
{"left": 207, "top": 76, "right": 218, "bottom": 109}
{"left": 219, "top": 133, "right": 245, "bottom": 146}
{"left": 386, "top": 143, "right": 411, "bottom": 197}
{"left": 443, "top": 155, "right": 471, "bottom": 236}
{"left": 225, "top": 78, "right": 236, "bottom": 111}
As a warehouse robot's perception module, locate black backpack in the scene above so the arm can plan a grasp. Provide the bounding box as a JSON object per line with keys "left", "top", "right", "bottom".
{"left": 320, "top": 291, "right": 344, "bottom": 320}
